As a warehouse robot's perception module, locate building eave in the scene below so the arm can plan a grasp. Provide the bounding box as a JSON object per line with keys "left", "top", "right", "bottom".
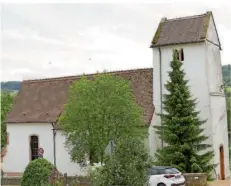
{"left": 150, "top": 40, "right": 205, "bottom": 48}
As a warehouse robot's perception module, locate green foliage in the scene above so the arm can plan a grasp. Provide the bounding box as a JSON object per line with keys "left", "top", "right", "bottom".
{"left": 225, "top": 87, "right": 231, "bottom": 97}
{"left": 59, "top": 74, "right": 146, "bottom": 166}
{"left": 226, "top": 89, "right": 230, "bottom": 132}
{"left": 222, "top": 64, "right": 231, "bottom": 86}
{"left": 227, "top": 96, "right": 231, "bottom": 132}
{"left": 90, "top": 137, "right": 152, "bottom": 186}
{"left": 221, "top": 65, "right": 230, "bottom": 135}
{"left": 1, "top": 91, "right": 15, "bottom": 149}
{"left": 21, "top": 158, "right": 54, "bottom": 186}
{"left": 154, "top": 50, "right": 215, "bottom": 175}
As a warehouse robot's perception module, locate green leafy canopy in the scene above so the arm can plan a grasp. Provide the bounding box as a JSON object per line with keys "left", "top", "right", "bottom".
{"left": 154, "top": 50, "right": 215, "bottom": 175}
{"left": 1, "top": 91, "right": 15, "bottom": 149}
{"left": 59, "top": 74, "right": 147, "bottom": 165}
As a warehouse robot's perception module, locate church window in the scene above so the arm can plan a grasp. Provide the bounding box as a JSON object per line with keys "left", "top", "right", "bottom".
{"left": 30, "top": 135, "right": 39, "bottom": 160}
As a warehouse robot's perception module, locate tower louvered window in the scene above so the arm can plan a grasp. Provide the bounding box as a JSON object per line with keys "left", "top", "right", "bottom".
{"left": 176, "top": 48, "right": 184, "bottom": 61}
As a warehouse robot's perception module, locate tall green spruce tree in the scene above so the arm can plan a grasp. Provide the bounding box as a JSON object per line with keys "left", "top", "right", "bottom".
{"left": 154, "top": 50, "right": 215, "bottom": 175}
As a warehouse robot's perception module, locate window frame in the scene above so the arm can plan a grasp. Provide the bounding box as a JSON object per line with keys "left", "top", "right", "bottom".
{"left": 29, "top": 134, "right": 40, "bottom": 161}
{"left": 175, "top": 48, "right": 184, "bottom": 62}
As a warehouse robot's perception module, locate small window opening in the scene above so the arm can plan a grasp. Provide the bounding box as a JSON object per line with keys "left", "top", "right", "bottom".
{"left": 176, "top": 51, "right": 179, "bottom": 61}
{"left": 175, "top": 48, "right": 184, "bottom": 61}
{"left": 180, "top": 48, "right": 184, "bottom": 61}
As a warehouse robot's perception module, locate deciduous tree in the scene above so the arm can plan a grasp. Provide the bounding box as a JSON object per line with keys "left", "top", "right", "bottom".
{"left": 59, "top": 74, "right": 146, "bottom": 165}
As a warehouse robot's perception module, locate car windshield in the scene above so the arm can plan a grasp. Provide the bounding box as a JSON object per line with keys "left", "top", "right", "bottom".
{"left": 148, "top": 167, "right": 180, "bottom": 175}
{"left": 164, "top": 168, "right": 179, "bottom": 174}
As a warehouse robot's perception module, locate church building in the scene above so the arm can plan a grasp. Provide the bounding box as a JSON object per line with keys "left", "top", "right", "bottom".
{"left": 2, "top": 11, "right": 229, "bottom": 179}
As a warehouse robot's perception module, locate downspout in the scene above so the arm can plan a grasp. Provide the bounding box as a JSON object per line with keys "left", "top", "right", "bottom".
{"left": 158, "top": 47, "right": 164, "bottom": 149}
{"left": 51, "top": 123, "right": 57, "bottom": 168}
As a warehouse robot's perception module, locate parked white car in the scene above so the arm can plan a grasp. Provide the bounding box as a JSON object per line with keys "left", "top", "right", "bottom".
{"left": 148, "top": 166, "right": 186, "bottom": 186}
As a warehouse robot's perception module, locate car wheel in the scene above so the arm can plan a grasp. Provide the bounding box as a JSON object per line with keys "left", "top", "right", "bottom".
{"left": 157, "top": 183, "right": 166, "bottom": 186}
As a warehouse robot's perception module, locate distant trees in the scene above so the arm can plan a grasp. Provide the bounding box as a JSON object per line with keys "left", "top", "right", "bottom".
{"left": 222, "top": 64, "right": 231, "bottom": 86}
{"left": 1, "top": 81, "right": 21, "bottom": 91}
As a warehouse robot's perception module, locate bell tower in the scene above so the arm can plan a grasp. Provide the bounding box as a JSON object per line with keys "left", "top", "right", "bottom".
{"left": 148, "top": 11, "right": 229, "bottom": 179}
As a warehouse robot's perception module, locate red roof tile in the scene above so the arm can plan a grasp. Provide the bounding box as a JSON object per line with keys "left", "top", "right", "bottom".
{"left": 6, "top": 68, "right": 154, "bottom": 126}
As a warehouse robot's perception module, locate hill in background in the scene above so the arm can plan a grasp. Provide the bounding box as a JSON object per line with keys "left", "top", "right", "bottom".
{"left": 1, "top": 81, "right": 21, "bottom": 92}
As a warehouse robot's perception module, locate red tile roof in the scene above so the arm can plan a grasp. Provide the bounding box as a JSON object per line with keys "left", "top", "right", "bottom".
{"left": 151, "top": 11, "right": 215, "bottom": 47}
{"left": 6, "top": 68, "right": 154, "bottom": 126}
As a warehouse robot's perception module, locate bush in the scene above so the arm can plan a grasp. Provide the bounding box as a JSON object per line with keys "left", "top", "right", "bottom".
{"left": 90, "top": 137, "right": 152, "bottom": 186}
{"left": 21, "top": 158, "right": 54, "bottom": 186}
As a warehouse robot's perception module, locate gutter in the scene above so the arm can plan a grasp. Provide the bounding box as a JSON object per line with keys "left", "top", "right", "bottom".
{"left": 158, "top": 47, "right": 164, "bottom": 149}
{"left": 51, "top": 123, "right": 57, "bottom": 168}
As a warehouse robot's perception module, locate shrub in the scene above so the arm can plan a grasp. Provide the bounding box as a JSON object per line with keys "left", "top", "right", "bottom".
{"left": 21, "top": 158, "right": 54, "bottom": 186}
{"left": 90, "top": 137, "right": 152, "bottom": 186}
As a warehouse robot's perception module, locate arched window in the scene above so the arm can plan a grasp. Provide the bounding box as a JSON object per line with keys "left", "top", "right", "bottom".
{"left": 30, "top": 135, "right": 39, "bottom": 160}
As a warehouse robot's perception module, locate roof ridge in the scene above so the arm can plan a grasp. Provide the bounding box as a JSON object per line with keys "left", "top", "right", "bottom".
{"left": 22, "top": 68, "right": 153, "bottom": 84}
{"left": 165, "top": 13, "right": 207, "bottom": 22}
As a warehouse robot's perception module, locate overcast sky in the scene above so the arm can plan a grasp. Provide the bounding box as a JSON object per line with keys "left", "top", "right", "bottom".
{"left": 1, "top": 1, "right": 231, "bottom": 81}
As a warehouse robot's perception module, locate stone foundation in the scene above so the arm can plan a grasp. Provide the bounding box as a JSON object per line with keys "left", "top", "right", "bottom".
{"left": 1, "top": 177, "right": 21, "bottom": 185}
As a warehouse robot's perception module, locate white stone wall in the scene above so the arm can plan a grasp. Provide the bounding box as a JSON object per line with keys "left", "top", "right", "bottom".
{"left": 209, "top": 94, "right": 229, "bottom": 178}
{"left": 150, "top": 43, "right": 213, "bottom": 156}
{"left": 4, "top": 123, "right": 53, "bottom": 173}
{"left": 205, "top": 16, "right": 229, "bottom": 178}
{"left": 56, "top": 131, "right": 86, "bottom": 176}
{"left": 4, "top": 123, "right": 86, "bottom": 176}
